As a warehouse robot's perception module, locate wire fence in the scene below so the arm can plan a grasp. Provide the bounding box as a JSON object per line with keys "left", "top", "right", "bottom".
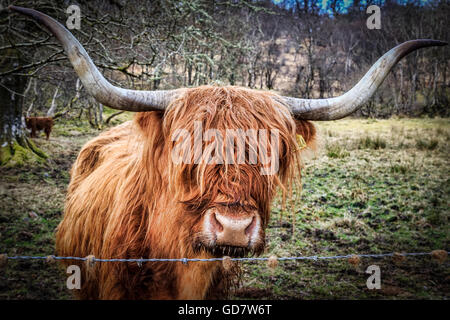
{"left": 1, "top": 250, "right": 448, "bottom": 265}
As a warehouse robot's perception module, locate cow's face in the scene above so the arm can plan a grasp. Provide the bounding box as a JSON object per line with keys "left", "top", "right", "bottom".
{"left": 183, "top": 164, "right": 274, "bottom": 257}
{"left": 159, "top": 86, "right": 316, "bottom": 257}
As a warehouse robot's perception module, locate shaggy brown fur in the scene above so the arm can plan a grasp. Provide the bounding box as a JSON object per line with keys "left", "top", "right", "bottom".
{"left": 25, "top": 116, "right": 53, "bottom": 140}
{"left": 55, "top": 86, "right": 316, "bottom": 299}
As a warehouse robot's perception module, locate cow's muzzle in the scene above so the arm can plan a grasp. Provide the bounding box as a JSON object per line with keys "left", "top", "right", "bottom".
{"left": 196, "top": 208, "right": 263, "bottom": 257}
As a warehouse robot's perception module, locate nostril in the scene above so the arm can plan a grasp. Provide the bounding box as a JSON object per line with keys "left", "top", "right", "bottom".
{"left": 212, "top": 212, "right": 223, "bottom": 232}
{"left": 244, "top": 216, "right": 256, "bottom": 235}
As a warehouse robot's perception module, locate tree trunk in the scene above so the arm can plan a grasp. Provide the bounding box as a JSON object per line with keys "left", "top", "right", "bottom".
{"left": 98, "top": 103, "right": 103, "bottom": 129}
{"left": 0, "top": 49, "right": 47, "bottom": 166}
{"left": 46, "top": 86, "right": 59, "bottom": 117}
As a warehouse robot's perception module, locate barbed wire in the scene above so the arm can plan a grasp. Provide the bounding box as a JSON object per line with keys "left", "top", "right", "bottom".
{"left": 1, "top": 250, "right": 448, "bottom": 265}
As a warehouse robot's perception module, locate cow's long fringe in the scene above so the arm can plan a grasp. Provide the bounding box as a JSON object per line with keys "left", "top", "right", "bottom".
{"left": 55, "top": 86, "right": 315, "bottom": 299}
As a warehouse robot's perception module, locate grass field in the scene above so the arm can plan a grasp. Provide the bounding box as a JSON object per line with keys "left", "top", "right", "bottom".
{"left": 0, "top": 116, "right": 448, "bottom": 299}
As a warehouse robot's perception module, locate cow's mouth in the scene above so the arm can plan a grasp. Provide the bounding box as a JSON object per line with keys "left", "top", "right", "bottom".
{"left": 194, "top": 243, "right": 252, "bottom": 258}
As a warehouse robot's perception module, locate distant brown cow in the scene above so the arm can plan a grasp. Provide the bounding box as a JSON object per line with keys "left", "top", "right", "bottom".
{"left": 25, "top": 116, "right": 53, "bottom": 140}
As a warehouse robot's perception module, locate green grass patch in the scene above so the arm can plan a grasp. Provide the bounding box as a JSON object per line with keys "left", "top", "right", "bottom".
{"left": 325, "top": 144, "right": 350, "bottom": 158}
{"left": 357, "top": 135, "right": 387, "bottom": 150}
{"left": 416, "top": 138, "right": 439, "bottom": 150}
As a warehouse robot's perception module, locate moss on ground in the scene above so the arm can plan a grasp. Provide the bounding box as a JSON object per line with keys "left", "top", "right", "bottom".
{"left": 0, "top": 139, "right": 47, "bottom": 167}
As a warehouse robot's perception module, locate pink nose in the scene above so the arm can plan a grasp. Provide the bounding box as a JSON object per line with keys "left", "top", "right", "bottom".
{"left": 210, "top": 211, "right": 257, "bottom": 247}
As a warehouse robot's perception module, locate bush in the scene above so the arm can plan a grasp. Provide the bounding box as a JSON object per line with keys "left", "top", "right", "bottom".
{"left": 326, "top": 144, "right": 349, "bottom": 158}
{"left": 390, "top": 164, "right": 409, "bottom": 174}
{"left": 416, "top": 138, "right": 438, "bottom": 150}
{"left": 357, "top": 135, "right": 387, "bottom": 150}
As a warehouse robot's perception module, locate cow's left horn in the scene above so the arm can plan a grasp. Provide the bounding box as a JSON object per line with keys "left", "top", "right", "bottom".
{"left": 9, "top": 6, "right": 180, "bottom": 112}
{"left": 282, "top": 39, "right": 447, "bottom": 120}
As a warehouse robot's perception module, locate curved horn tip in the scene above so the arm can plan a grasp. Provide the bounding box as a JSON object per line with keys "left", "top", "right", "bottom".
{"left": 8, "top": 6, "right": 36, "bottom": 17}
{"left": 435, "top": 40, "right": 448, "bottom": 46}
{"left": 8, "top": 5, "right": 24, "bottom": 11}
{"left": 416, "top": 39, "right": 448, "bottom": 46}
{"left": 427, "top": 39, "right": 447, "bottom": 45}
{"left": 408, "top": 39, "right": 448, "bottom": 49}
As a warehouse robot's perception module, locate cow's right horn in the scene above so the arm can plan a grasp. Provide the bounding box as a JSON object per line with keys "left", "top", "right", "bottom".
{"left": 9, "top": 6, "right": 180, "bottom": 112}
{"left": 281, "top": 39, "right": 447, "bottom": 120}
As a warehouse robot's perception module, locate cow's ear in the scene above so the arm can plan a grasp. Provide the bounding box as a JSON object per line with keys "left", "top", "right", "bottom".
{"left": 294, "top": 119, "right": 316, "bottom": 149}
{"left": 134, "top": 112, "right": 164, "bottom": 139}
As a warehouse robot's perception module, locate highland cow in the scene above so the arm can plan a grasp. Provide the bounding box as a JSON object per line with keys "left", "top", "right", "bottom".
{"left": 25, "top": 116, "right": 53, "bottom": 140}
{"left": 9, "top": 6, "right": 446, "bottom": 299}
